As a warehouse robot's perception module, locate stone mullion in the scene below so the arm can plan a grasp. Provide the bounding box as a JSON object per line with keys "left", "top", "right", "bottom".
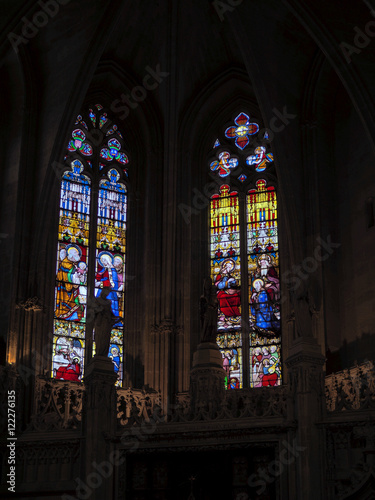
{"left": 239, "top": 191, "right": 250, "bottom": 388}
{"left": 85, "top": 149, "right": 100, "bottom": 366}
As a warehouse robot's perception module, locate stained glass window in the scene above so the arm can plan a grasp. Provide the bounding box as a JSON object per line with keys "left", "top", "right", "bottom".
{"left": 210, "top": 185, "right": 242, "bottom": 389}
{"left": 95, "top": 169, "right": 127, "bottom": 383}
{"left": 52, "top": 105, "right": 129, "bottom": 386}
{"left": 247, "top": 180, "right": 281, "bottom": 387}
{"left": 53, "top": 159, "right": 89, "bottom": 382}
{"left": 209, "top": 113, "right": 281, "bottom": 389}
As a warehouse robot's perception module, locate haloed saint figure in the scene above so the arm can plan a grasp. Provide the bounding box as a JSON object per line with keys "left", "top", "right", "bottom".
{"left": 95, "top": 251, "right": 124, "bottom": 327}
{"left": 55, "top": 244, "right": 87, "bottom": 321}
{"left": 215, "top": 258, "right": 241, "bottom": 327}
{"left": 250, "top": 254, "right": 280, "bottom": 333}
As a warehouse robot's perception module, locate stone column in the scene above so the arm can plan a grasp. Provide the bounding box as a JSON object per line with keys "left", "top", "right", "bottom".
{"left": 82, "top": 355, "right": 117, "bottom": 500}
{"left": 285, "top": 337, "right": 325, "bottom": 500}
{"left": 190, "top": 342, "right": 226, "bottom": 417}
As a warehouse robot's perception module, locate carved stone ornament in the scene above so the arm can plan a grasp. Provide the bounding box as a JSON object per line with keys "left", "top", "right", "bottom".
{"left": 151, "top": 319, "right": 175, "bottom": 336}
{"left": 16, "top": 296, "right": 43, "bottom": 311}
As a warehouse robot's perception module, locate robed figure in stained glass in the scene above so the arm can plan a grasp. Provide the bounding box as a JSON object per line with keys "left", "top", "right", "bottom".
{"left": 250, "top": 278, "right": 273, "bottom": 329}
{"left": 95, "top": 252, "right": 122, "bottom": 326}
{"left": 254, "top": 254, "right": 280, "bottom": 302}
{"left": 214, "top": 258, "right": 241, "bottom": 318}
{"left": 55, "top": 356, "right": 81, "bottom": 382}
{"left": 55, "top": 245, "right": 85, "bottom": 321}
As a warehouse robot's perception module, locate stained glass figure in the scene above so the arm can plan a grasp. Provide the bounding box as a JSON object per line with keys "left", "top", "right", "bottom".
{"left": 247, "top": 179, "right": 281, "bottom": 387}
{"left": 109, "top": 341, "right": 123, "bottom": 380}
{"left": 210, "top": 151, "right": 238, "bottom": 178}
{"left": 250, "top": 344, "right": 281, "bottom": 387}
{"left": 246, "top": 146, "right": 274, "bottom": 172}
{"left": 225, "top": 112, "right": 259, "bottom": 150}
{"left": 52, "top": 322, "right": 85, "bottom": 382}
{"left": 217, "top": 333, "right": 243, "bottom": 389}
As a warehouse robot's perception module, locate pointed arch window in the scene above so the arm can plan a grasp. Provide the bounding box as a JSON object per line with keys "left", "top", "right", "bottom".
{"left": 52, "top": 104, "right": 129, "bottom": 386}
{"left": 209, "top": 112, "right": 281, "bottom": 389}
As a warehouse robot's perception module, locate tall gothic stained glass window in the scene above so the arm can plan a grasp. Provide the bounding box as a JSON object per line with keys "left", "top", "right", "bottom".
{"left": 52, "top": 104, "right": 129, "bottom": 386}
{"left": 209, "top": 112, "right": 281, "bottom": 389}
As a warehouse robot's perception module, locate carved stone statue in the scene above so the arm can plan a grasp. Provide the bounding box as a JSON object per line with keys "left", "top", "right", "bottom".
{"left": 289, "top": 278, "right": 317, "bottom": 338}
{"left": 90, "top": 288, "right": 117, "bottom": 356}
{"left": 199, "top": 277, "right": 218, "bottom": 343}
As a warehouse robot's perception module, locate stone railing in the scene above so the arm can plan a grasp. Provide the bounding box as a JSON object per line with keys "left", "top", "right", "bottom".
{"left": 325, "top": 361, "right": 375, "bottom": 412}
{"left": 29, "top": 376, "right": 84, "bottom": 431}
{"left": 27, "top": 378, "right": 289, "bottom": 431}
{"left": 117, "top": 385, "right": 288, "bottom": 427}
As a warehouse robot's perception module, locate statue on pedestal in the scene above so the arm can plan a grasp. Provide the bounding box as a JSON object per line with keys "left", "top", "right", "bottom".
{"left": 289, "top": 277, "right": 320, "bottom": 339}
{"left": 89, "top": 288, "right": 117, "bottom": 357}
{"left": 199, "top": 277, "right": 218, "bottom": 343}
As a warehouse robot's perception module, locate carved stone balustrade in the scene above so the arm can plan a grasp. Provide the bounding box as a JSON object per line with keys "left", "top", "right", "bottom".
{"left": 325, "top": 361, "right": 375, "bottom": 413}
{"left": 117, "top": 387, "right": 163, "bottom": 426}
{"left": 116, "top": 385, "right": 288, "bottom": 427}
{"left": 28, "top": 376, "right": 84, "bottom": 431}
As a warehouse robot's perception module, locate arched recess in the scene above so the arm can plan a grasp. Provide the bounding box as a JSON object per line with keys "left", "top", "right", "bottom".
{"left": 6, "top": 0, "right": 135, "bottom": 387}
{"left": 176, "top": 68, "right": 285, "bottom": 391}
{"left": 281, "top": 0, "right": 375, "bottom": 156}
{"left": 31, "top": 59, "right": 163, "bottom": 388}
{"left": 51, "top": 104, "right": 130, "bottom": 386}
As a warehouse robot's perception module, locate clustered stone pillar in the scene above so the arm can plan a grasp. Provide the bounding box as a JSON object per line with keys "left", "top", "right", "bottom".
{"left": 285, "top": 336, "right": 325, "bottom": 500}
{"left": 82, "top": 355, "right": 118, "bottom": 500}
